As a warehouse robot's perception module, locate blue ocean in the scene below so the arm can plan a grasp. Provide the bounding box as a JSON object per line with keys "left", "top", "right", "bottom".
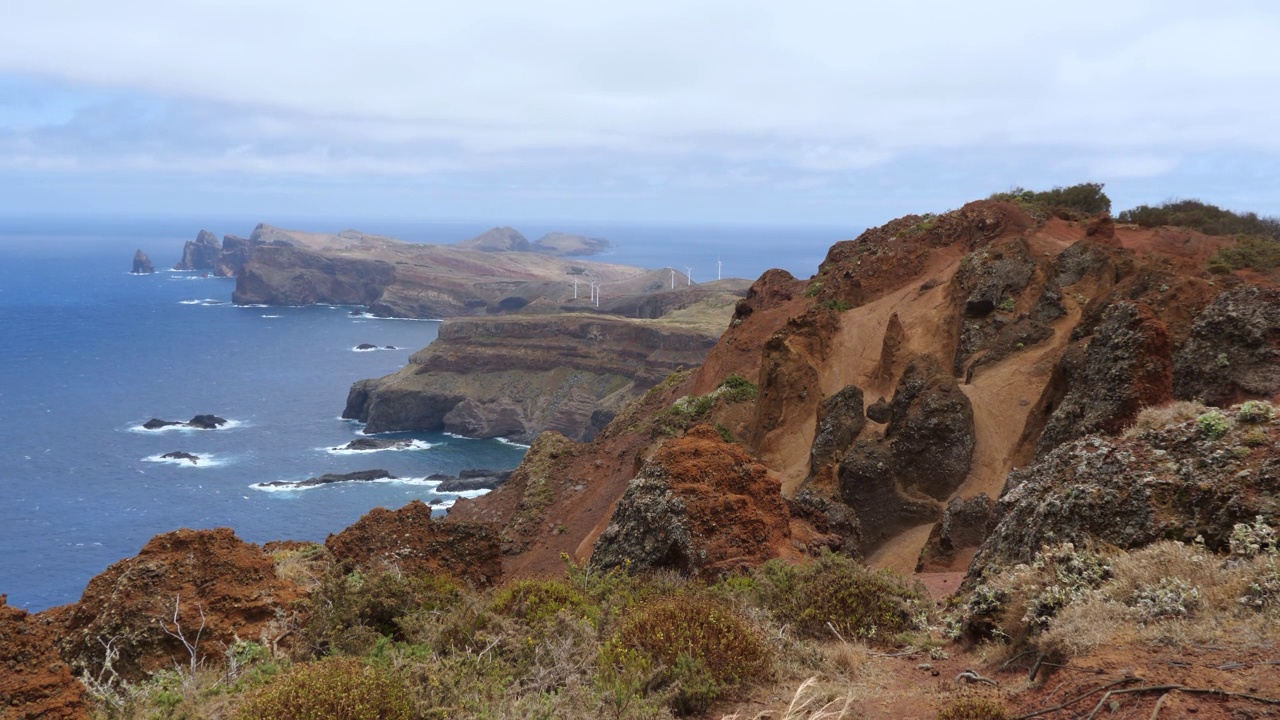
{"left": 0, "top": 217, "right": 852, "bottom": 611}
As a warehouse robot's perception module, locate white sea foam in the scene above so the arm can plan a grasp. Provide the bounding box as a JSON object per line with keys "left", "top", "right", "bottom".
{"left": 142, "top": 452, "right": 221, "bottom": 468}
{"left": 351, "top": 346, "right": 378, "bottom": 352}
{"left": 350, "top": 312, "right": 441, "bottom": 322}
{"left": 178, "top": 299, "right": 202, "bottom": 305}
{"left": 323, "top": 439, "right": 435, "bottom": 455}
{"left": 443, "top": 432, "right": 478, "bottom": 440}
{"left": 497, "top": 437, "right": 532, "bottom": 449}
{"left": 261, "top": 314, "right": 280, "bottom": 318}
{"left": 237, "top": 304, "right": 269, "bottom": 308}
{"left": 129, "top": 418, "right": 245, "bottom": 433}
{"left": 249, "top": 474, "right": 443, "bottom": 492}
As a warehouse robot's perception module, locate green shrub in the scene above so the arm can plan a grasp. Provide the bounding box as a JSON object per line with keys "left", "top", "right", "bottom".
{"left": 489, "top": 577, "right": 601, "bottom": 632}
{"left": 301, "top": 570, "right": 462, "bottom": 655}
{"left": 937, "top": 697, "right": 1009, "bottom": 720}
{"left": 998, "top": 297, "right": 1016, "bottom": 312}
{"left": 990, "top": 182, "right": 1111, "bottom": 217}
{"left": 238, "top": 657, "right": 412, "bottom": 720}
{"left": 718, "top": 374, "right": 759, "bottom": 403}
{"left": 1208, "top": 234, "right": 1280, "bottom": 273}
{"left": 611, "top": 593, "right": 769, "bottom": 690}
{"left": 1238, "top": 400, "right": 1276, "bottom": 423}
{"left": 1118, "top": 199, "right": 1280, "bottom": 239}
{"left": 1196, "top": 410, "right": 1230, "bottom": 439}
{"left": 752, "top": 552, "right": 927, "bottom": 641}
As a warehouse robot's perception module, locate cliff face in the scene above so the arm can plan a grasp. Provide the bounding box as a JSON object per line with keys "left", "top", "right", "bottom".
{"left": 344, "top": 313, "right": 724, "bottom": 442}
{"left": 172, "top": 229, "right": 273, "bottom": 277}
{"left": 448, "top": 198, "right": 1279, "bottom": 581}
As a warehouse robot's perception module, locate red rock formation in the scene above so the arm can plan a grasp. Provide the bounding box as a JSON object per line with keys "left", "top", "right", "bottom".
{"left": 0, "top": 596, "right": 88, "bottom": 720}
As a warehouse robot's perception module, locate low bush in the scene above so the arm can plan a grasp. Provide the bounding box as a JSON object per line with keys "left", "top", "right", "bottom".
{"left": 1238, "top": 400, "right": 1276, "bottom": 423}
{"left": 937, "top": 697, "right": 1009, "bottom": 720}
{"left": 1118, "top": 199, "right": 1280, "bottom": 239}
{"left": 1196, "top": 410, "right": 1230, "bottom": 439}
{"left": 300, "top": 569, "right": 462, "bottom": 655}
{"left": 752, "top": 552, "right": 928, "bottom": 642}
{"left": 238, "top": 657, "right": 412, "bottom": 720}
{"left": 610, "top": 592, "right": 770, "bottom": 705}
{"left": 990, "top": 183, "right": 1111, "bottom": 217}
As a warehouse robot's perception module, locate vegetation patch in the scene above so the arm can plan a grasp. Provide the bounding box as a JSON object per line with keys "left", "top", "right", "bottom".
{"left": 238, "top": 657, "right": 412, "bottom": 720}
{"left": 990, "top": 182, "right": 1111, "bottom": 219}
{"left": 751, "top": 552, "right": 928, "bottom": 642}
{"left": 1118, "top": 198, "right": 1280, "bottom": 238}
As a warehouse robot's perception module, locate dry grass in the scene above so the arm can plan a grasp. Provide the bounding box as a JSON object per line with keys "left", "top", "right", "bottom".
{"left": 1041, "top": 541, "right": 1279, "bottom": 657}
{"left": 1123, "top": 400, "right": 1209, "bottom": 438}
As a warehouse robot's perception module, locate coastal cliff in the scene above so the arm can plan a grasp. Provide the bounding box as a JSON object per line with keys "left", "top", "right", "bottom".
{"left": 344, "top": 310, "right": 728, "bottom": 442}
{"left": 11, "top": 190, "right": 1280, "bottom": 719}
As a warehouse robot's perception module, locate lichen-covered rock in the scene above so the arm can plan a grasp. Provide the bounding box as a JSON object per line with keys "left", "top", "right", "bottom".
{"left": 0, "top": 596, "right": 88, "bottom": 720}
{"left": 326, "top": 500, "right": 500, "bottom": 586}
{"left": 1036, "top": 301, "right": 1173, "bottom": 457}
{"left": 786, "top": 487, "right": 863, "bottom": 558}
{"left": 865, "top": 396, "right": 891, "bottom": 424}
{"left": 916, "top": 494, "right": 994, "bottom": 571}
{"left": 1173, "top": 286, "right": 1280, "bottom": 406}
{"left": 56, "top": 528, "right": 299, "bottom": 683}
{"left": 809, "top": 384, "right": 866, "bottom": 469}
{"left": 887, "top": 356, "right": 976, "bottom": 499}
{"left": 593, "top": 425, "right": 793, "bottom": 578}
{"left": 839, "top": 439, "right": 941, "bottom": 553}
{"left": 971, "top": 405, "right": 1280, "bottom": 578}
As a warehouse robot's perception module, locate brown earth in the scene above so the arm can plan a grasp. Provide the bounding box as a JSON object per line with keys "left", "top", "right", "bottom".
{"left": 48, "top": 528, "right": 300, "bottom": 684}
{"left": 325, "top": 500, "right": 501, "bottom": 587}
{"left": 0, "top": 595, "right": 88, "bottom": 720}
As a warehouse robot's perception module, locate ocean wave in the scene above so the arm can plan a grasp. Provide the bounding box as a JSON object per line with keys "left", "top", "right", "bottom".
{"left": 443, "top": 432, "right": 479, "bottom": 440}
{"left": 351, "top": 346, "right": 378, "bottom": 352}
{"left": 236, "top": 304, "right": 269, "bottom": 308}
{"left": 129, "top": 418, "right": 245, "bottom": 433}
{"left": 142, "top": 452, "right": 222, "bottom": 468}
{"left": 497, "top": 437, "right": 532, "bottom": 449}
{"left": 323, "top": 439, "right": 435, "bottom": 455}
{"left": 261, "top": 314, "right": 280, "bottom": 318}
{"left": 249, "top": 474, "right": 444, "bottom": 492}
{"left": 349, "top": 312, "right": 442, "bottom": 322}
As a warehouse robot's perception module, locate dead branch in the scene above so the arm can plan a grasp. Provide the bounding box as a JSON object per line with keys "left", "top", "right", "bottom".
{"left": 1011, "top": 677, "right": 1141, "bottom": 720}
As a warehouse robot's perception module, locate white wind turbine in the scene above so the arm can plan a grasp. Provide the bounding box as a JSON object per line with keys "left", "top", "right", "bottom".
{"left": 717, "top": 256, "right": 722, "bottom": 281}
{"left": 669, "top": 269, "right": 675, "bottom": 289}
{"left": 685, "top": 266, "right": 693, "bottom": 285}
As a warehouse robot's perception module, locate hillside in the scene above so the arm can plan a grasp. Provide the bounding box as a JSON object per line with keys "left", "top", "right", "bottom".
{"left": 8, "top": 191, "right": 1280, "bottom": 719}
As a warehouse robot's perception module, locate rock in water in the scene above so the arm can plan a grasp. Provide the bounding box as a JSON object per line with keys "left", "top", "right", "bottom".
{"left": 142, "top": 418, "right": 182, "bottom": 430}
{"left": 259, "top": 469, "right": 396, "bottom": 489}
{"left": 341, "top": 437, "right": 414, "bottom": 451}
{"left": 435, "top": 470, "right": 513, "bottom": 492}
{"left": 160, "top": 451, "right": 200, "bottom": 465}
{"left": 173, "top": 230, "right": 222, "bottom": 271}
{"left": 186, "top": 414, "right": 228, "bottom": 429}
{"left": 355, "top": 343, "right": 378, "bottom": 350}
{"left": 131, "top": 249, "right": 155, "bottom": 274}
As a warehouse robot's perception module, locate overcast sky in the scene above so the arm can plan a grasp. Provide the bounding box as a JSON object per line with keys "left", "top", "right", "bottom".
{"left": 3, "top": 1, "right": 1279, "bottom": 226}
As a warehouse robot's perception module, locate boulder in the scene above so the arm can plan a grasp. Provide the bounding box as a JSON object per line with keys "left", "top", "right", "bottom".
{"left": 865, "top": 396, "right": 891, "bottom": 424}
{"left": 340, "top": 437, "right": 415, "bottom": 451}
{"left": 1173, "top": 286, "right": 1280, "bottom": 406}
{"left": 916, "top": 494, "right": 995, "bottom": 571}
{"left": 130, "top": 249, "right": 154, "bottom": 274}
{"left": 593, "top": 425, "right": 793, "bottom": 578}
{"left": 326, "top": 500, "right": 501, "bottom": 586}
{"left": 55, "top": 529, "right": 299, "bottom": 682}
{"left": 186, "top": 414, "right": 228, "bottom": 430}
{"left": 808, "top": 384, "right": 866, "bottom": 470}
{"left": 0, "top": 596, "right": 89, "bottom": 720}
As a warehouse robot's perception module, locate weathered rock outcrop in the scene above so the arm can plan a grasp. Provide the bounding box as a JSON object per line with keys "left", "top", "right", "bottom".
{"left": 971, "top": 405, "right": 1280, "bottom": 577}
{"left": 0, "top": 596, "right": 88, "bottom": 720}
{"left": 592, "top": 425, "right": 795, "bottom": 578}
{"left": 53, "top": 528, "right": 299, "bottom": 682}
{"left": 1173, "top": 286, "right": 1280, "bottom": 406}
{"left": 130, "top": 249, "right": 154, "bottom": 274}
{"left": 916, "top": 494, "right": 994, "bottom": 571}
{"left": 173, "top": 230, "right": 222, "bottom": 271}
{"left": 344, "top": 314, "right": 724, "bottom": 442}
{"left": 1035, "top": 301, "right": 1173, "bottom": 457}
{"left": 326, "top": 501, "right": 500, "bottom": 586}
{"left": 257, "top": 469, "right": 395, "bottom": 489}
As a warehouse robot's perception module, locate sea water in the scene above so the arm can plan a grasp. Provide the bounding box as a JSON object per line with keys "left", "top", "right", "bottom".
{"left": 0, "top": 218, "right": 853, "bottom": 611}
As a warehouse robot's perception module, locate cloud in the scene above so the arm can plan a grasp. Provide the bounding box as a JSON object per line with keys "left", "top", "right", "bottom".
{"left": 2, "top": 1, "right": 1280, "bottom": 220}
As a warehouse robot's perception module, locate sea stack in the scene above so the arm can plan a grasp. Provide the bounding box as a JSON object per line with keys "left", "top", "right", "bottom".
{"left": 173, "top": 230, "right": 222, "bottom": 271}
{"left": 131, "top": 249, "right": 155, "bottom": 274}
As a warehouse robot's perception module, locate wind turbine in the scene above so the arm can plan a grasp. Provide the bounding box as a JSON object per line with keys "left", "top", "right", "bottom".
{"left": 572, "top": 276, "right": 579, "bottom": 299}
{"left": 685, "top": 266, "right": 693, "bottom": 285}
{"left": 669, "top": 269, "right": 675, "bottom": 289}
{"left": 717, "top": 256, "right": 722, "bottom": 281}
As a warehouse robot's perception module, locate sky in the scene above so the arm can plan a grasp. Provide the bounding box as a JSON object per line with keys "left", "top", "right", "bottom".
{"left": 3, "top": 1, "right": 1280, "bottom": 227}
